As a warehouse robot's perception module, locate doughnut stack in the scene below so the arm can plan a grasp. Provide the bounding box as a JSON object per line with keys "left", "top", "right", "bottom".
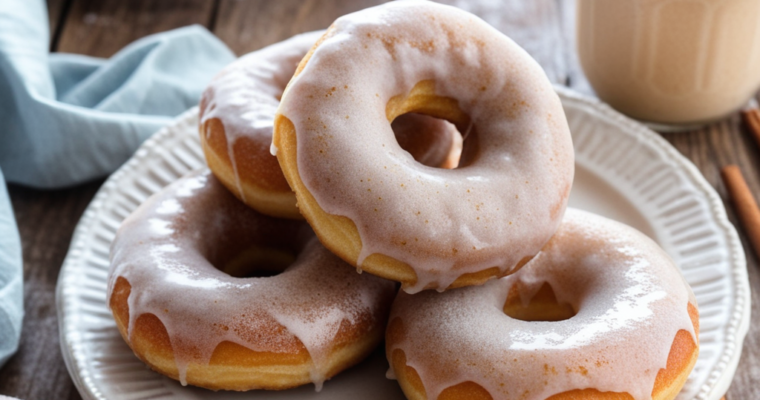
{"left": 107, "top": 1, "right": 699, "bottom": 399}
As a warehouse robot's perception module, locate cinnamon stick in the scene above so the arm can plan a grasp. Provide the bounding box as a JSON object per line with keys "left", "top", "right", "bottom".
{"left": 721, "top": 165, "right": 760, "bottom": 259}
{"left": 741, "top": 108, "right": 760, "bottom": 149}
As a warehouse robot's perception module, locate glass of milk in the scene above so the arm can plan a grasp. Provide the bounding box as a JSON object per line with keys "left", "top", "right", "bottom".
{"left": 576, "top": 0, "right": 760, "bottom": 130}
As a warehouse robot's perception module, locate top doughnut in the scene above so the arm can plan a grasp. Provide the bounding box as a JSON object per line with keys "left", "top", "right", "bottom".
{"left": 273, "top": 0, "right": 574, "bottom": 293}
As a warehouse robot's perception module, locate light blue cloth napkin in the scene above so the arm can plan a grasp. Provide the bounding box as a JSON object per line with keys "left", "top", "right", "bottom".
{"left": 0, "top": 0, "right": 235, "bottom": 367}
{"left": 0, "top": 169, "right": 21, "bottom": 367}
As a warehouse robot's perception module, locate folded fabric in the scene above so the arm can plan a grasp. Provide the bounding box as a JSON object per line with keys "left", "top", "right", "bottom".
{"left": 1, "top": 2, "right": 235, "bottom": 187}
{"left": 0, "top": 0, "right": 235, "bottom": 368}
{"left": 0, "top": 169, "right": 21, "bottom": 368}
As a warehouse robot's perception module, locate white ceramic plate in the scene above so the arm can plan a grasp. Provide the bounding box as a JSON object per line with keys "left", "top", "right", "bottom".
{"left": 57, "top": 87, "right": 749, "bottom": 400}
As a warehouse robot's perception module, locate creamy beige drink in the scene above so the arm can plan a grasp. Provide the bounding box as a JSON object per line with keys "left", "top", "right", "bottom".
{"left": 577, "top": 0, "right": 760, "bottom": 125}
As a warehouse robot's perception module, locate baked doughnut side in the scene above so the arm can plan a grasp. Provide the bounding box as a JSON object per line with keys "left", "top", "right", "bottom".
{"left": 201, "top": 116, "right": 300, "bottom": 219}
{"left": 110, "top": 277, "right": 389, "bottom": 391}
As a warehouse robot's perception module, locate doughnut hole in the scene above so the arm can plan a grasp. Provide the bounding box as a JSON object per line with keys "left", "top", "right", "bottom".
{"left": 391, "top": 113, "right": 464, "bottom": 169}
{"left": 503, "top": 281, "right": 576, "bottom": 322}
{"left": 201, "top": 221, "right": 311, "bottom": 279}
{"left": 219, "top": 246, "right": 297, "bottom": 278}
{"left": 386, "top": 80, "right": 480, "bottom": 170}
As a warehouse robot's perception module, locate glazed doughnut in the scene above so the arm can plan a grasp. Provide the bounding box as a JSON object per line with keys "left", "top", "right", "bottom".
{"left": 107, "top": 170, "right": 395, "bottom": 391}
{"left": 199, "top": 31, "right": 462, "bottom": 219}
{"left": 386, "top": 209, "right": 699, "bottom": 400}
{"left": 273, "top": 1, "right": 574, "bottom": 292}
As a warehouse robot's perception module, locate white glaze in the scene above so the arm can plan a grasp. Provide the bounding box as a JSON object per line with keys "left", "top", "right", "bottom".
{"left": 107, "top": 170, "right": 395, "bottom": 389}
{"left": 276, "top": 0, "right": 574, "bottom": 293}
{"left": 200, "top": 30, "right": 461, "bottom": 201}
{"left": 387, "top": 209, "right": 698, "bottom": 400}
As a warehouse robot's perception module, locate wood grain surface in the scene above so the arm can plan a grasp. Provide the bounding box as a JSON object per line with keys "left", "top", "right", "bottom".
{"left": 56, "top": 0, "right": 217, "bottom": 57}
{"left": 1, "top": 0, "right": 757, "bottom": 398}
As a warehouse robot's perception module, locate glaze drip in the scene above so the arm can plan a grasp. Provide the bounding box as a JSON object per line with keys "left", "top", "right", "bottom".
{"left": 200, "top": 31, "right": 323, "bottom": 198}
{"left": 107, "top": 170, "right": 395, "bottom": 388}
{"left": 276, "top": 0, "right": 574, "bottom": 292}
{"left": 387, "top": 209, "right": 697, "bottom": 400}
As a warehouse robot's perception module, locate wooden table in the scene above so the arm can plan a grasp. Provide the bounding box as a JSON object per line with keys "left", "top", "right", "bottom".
{"left": 0, "top": 1, "right": 757, "bottom": 399}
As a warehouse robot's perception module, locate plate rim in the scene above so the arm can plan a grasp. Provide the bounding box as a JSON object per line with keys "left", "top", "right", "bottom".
{"left": 56, "top": 87, "right": 750, "bottom": 400}
{"left": 56, "top": 107, "right": 202, "bottom": 400}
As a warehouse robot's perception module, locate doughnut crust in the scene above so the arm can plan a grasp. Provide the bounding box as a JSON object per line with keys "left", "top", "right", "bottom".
{"left": 273, "top": 1, "right": 574, "bottom": 292}
{"left": 385, "top": 209, "right": 699, "bottom": 400}
{"left": 107, "top": 170, "right": 396, "bottom": 391}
